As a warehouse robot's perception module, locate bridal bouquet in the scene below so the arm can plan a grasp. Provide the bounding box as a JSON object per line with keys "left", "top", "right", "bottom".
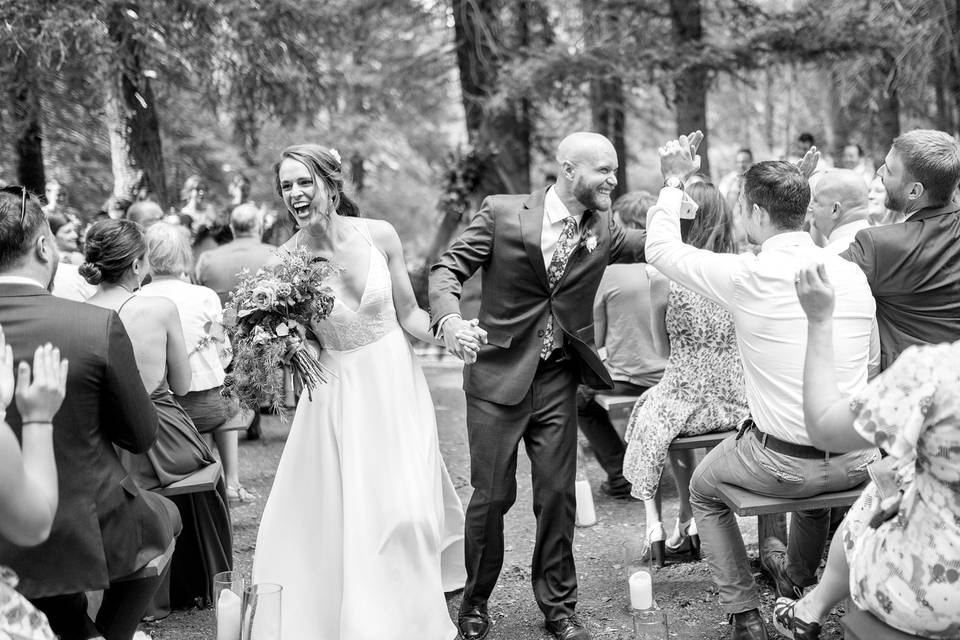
{"left": 222, "top": 249, "right": 338, "bottom": 413}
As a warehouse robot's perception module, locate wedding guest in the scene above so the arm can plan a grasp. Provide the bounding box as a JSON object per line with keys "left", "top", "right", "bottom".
{"left": 195, "top": 203, "right": 274, "bottom": 306}
{"left": 431, "top": 132, "right": 648, "bottom": 640}
{"left": 646, "top": 136, "right": 879, "bottom": 640}
{"left": 81, "top": 219, "right": 232, "bottom": 614}
{"left": 0, "top": 334, "right": 68, "bottom": 640}
{"left": 45, "top": 212, "right": 83, "bottom": 265}
{"left": 865, "top": 175, "right": 902, "bottom": 226}
{"left": 179, "top": 175, "right": 218, "bottom": 230}
{"left": 125, "top": 200, "right": 164, "bottom": 228}
{"left": 717, "top": 148, "right": 753, "bottom": 211}
{"left": 806, "top": 170, "right": 870, "bottom": 254}
{"left": 227, "top": 172, "right": 253, "bottom": 208}
{"left": 577, "top": 190, "right": 665, "bottom": 499}
{"left": 622, "top": 182, "right": 749, "bottom": 566}
{"left": 140, "top": 223, "right": 249, "bottom": 502}
{"left": 0, "top": 187, "right": 181, "bottom": 640}
{"left": 839, "top": 143, "right": 875, "bottom": 186}
{"left": 841, "top": 129, "right": 960, "bottom": 369}
{"left": 774, "top": 264, "right": 960, "bottom": 640}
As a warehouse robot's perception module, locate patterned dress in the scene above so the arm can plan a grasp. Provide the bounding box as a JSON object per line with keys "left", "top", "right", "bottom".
{"left": 0, "top": 567, "right": 54, "bottom": 640}
{"left": 623, "top": 282, "right": 749, "bottom": 500}
{"left": 838, "top": 341, "right": 960, "bottom": 639}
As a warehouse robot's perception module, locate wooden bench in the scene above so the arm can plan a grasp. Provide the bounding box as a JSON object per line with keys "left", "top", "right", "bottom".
{"left": 156, "top": 461, "right": 222, "bottom": 497}
{"left": 715, "top": 481, "right": 867, "bottom": 517}
{"left": 594, "top": 394, "right": 734, "bottom": 451}
{"left": 841, "top": 608, "right": 928, "bottom": 639}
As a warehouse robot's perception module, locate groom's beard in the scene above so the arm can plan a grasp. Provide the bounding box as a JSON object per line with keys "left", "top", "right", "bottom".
{"left": 573, "top": 181, "right": 612, "bottom": 212}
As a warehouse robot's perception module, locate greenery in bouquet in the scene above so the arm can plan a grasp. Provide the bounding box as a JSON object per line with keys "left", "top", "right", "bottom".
{"left": 222, "top": 248, "right": 338, "bottom": 415}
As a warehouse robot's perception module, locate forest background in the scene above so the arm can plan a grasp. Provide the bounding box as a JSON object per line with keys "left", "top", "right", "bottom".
{"left": 2, "top": 0, "right": 958, "bottom": 294}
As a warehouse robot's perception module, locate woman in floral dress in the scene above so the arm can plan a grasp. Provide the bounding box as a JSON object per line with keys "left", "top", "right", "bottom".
{"left": 622, "top": 183, "right": 749, "bottom": 566}
{"left": 774, "top": 263, "right": 960, "bottom": 640}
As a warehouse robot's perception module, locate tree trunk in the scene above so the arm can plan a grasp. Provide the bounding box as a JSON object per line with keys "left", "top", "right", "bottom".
{"left": 875, "top": 57, "right": 900, "bottom": 149}
{"left": 105, "top": 3, "right": 169, "bottom": 209}
{"left": 8, "top": 55, "right": 45, "bottom": 195}
{"left": 669, "top": 0, "right": 710, "bottom": 176}
{"left": 583, "top": 0, "right": 627, "bottom": 200}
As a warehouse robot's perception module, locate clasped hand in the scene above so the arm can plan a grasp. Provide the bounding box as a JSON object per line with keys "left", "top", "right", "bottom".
{"left": 658, "top": 130, "right": 704, "bottom": 181}
{"left": 0, "top": 325, "right": 69, "bottom": 423}
{"left": 441, "top": 317, "right": 488, "bottom": 364}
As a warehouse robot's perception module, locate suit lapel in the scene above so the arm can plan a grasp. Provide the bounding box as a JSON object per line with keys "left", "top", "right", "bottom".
{"left": 520, "top": 189, "right": 550, "bottom": 291}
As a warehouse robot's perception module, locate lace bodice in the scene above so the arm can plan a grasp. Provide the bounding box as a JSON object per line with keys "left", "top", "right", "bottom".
{"left": 308, "top": 220, "right": 399, "bottom": 352}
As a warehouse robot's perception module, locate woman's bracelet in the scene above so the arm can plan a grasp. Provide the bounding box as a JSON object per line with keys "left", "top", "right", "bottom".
{"left": 21, "top": 420, "right": 53, "bottom": 426}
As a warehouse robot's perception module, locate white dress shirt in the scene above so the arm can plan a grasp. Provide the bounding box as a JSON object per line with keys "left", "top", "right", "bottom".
{"left": 824, "top": 219, "right": 870, "bottom": 255}
{"left": 646, "top": 187, "right": 879, "bottom": 446}
{"left": 541, "top": 187, "right": 583, "bottom": 268}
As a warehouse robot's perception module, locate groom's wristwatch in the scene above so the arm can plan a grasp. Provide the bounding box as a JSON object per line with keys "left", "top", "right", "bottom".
{"left": 663, "top": 176, "right": 685, "bottom": 190}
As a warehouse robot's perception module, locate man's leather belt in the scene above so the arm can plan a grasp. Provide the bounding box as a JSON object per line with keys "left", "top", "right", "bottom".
{"left": 739, "top": 418, "right": 832, "bottom": 460}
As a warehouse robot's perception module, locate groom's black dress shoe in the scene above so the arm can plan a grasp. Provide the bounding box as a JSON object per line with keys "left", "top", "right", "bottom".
{"left": 730, "top": 609, "right": 769, "bottom": 640}
{"left": 545, "top": 616, "right": 591, "bottom": 640}
{"left": 458, "top": 604, "right": 490, "bottom": 640}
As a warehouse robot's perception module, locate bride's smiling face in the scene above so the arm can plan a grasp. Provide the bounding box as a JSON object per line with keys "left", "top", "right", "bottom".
{"left": 278, "top": 157, "right": 331, "bottom": 228}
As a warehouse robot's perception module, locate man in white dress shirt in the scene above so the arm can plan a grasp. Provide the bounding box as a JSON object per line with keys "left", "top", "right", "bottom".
{"left": 808, "top": 170, "right": 871, "bottom": 254}
{"left": 645, "top": 134, "right": 879, "bottom": 640}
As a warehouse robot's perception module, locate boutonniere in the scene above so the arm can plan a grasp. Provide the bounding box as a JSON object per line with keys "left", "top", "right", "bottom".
{"left": 582, "top": 231, "right": 598, "bottom": 253}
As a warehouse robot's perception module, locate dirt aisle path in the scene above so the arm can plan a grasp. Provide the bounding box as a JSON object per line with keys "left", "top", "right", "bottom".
{"left": 148, "top": 362, "right": 845, "bottom": 639}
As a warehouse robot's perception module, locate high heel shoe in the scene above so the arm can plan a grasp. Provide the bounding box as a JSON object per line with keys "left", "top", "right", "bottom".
{"left": 665, "top": 518, "right": 701, "bottom": 561}
{"left": 640, "top": 521, "right": 666, "bottom": 568}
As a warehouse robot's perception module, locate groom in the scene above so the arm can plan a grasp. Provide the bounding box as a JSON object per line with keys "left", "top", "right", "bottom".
{"left": 430, "top": 132, "right": 649, "bottom": 640}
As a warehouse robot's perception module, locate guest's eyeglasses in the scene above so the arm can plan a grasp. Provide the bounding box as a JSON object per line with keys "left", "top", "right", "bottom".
{"left": 0, "top": 185, "right": 28, "bottom": 227}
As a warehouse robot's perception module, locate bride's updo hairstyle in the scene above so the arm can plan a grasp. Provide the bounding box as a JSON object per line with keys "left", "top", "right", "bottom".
{"left": 274, "top": 144, "right": 360, "bottom": 221}
{"left": 79, "top": 219, "right": 147, "bottom": 285}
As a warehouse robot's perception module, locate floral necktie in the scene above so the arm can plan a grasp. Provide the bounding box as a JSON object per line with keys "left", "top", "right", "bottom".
{"left": 540, "top": 216, "right": 579, "bottom": 359}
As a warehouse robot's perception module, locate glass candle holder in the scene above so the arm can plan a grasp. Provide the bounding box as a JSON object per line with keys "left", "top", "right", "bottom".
{"left": 214, "top": 571, "right": 245, "bottom": 640}
{"left": 632, "top": 607, "right": 668, "bottom": 640}
{"left": 241, "top": 583, "right": 283, "bottom": 640}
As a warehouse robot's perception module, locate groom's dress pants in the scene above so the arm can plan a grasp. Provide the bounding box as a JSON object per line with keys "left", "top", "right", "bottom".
{"left": 462, "top": 357, "right": 579, "bottom": 621}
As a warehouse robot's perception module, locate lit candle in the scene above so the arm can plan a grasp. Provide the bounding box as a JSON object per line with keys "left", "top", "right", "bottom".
{"left": 575, "top": 479, "right": 597, "bottom": 527}
{"left": 216, "top": 588, "right": 242, "bottom": 640}
{"left": 629, "top": 569, "right": 653, "bottom": 610}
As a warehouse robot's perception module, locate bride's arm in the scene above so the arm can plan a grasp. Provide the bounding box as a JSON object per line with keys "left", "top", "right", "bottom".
{"left": 370, "top": 220, "right": 443, "bottom": 346}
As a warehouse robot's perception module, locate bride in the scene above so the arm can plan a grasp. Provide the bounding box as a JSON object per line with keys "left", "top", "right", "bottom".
{"left": 253, "top": 144, "right": 477, "bottom": 639}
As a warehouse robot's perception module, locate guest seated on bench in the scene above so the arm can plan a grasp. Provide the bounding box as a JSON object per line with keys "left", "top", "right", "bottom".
{"left": 577, "top": 191, "right": 666, "bottom": 499}
{"left": 622, "top": 182, "right": 748, "bottom": 566}
{"left": 82, "top": 220, "right": 233, "bottom": 616}
{"left": 773, "top": 265, "right": 960, "bottom": 640}
{"left": 646, "top": 134, "right": 880, "bottom": 640}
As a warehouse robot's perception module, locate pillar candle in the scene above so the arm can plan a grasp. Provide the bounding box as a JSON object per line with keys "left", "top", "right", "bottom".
{"left": 629, "top": 569, "right": 653, "bottom": 610}
{"left": 574, "top": 479, "right": 597, "bottom": 527}
{"left": 216, "top": 588, "right": 242, "bottom": 640}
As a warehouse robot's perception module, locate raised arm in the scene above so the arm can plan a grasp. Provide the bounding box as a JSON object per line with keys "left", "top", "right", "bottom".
{"left": 795, "top": 263, "right": 873, "bottom": 452}
{"left": 0, "top": 335, "right": 68, "bottom": 547}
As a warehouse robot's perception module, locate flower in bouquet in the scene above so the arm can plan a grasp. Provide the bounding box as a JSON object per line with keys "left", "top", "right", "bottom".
{"left": 223, "top": 249, "right": 339, "bottom": 415}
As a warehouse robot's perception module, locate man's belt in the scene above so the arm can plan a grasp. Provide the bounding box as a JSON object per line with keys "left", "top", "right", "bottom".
{"left": 737, "top": 418, "right": 832, "bottom": 460}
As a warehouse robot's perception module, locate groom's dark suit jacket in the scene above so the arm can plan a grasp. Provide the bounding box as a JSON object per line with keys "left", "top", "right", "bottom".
{"left": 0, "top": 282, "right": 180, "bottom": 598}
{"left": 430, "top": 188, "right": 645, "bottom": 405}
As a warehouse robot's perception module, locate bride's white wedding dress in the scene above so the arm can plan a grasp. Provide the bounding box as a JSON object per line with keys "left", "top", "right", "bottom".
{"left": 253, "top": 219, "right": 465, "bottom": 639}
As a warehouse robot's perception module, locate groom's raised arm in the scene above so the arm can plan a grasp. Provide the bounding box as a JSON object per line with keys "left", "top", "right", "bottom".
{"left": 428, "top": 198, "right": 495, "bottom": 330}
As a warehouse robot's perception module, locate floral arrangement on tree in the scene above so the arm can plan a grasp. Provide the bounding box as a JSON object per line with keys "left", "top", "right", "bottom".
{"left": 222, "top": 249, "right": 338, "bottom": 414}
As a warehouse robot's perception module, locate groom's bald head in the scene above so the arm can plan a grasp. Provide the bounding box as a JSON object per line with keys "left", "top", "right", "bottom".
{"left": 555, "top": 132, "right": 619, "bottom": 213}
{"left": 556, "top": 132, "right": 616, "bottom": 167}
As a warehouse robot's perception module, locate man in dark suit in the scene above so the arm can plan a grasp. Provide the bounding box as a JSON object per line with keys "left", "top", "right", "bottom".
{"left": 840, "top": 129, "right": 960, "bottom": 369}
{"left": 0, "top": 188, "right": 181, "bottom": 640}
{"left": 430, "top": 132, "right": 648, "bottom": 640}
{"left": 195, "top": 203, "right": 275, "bottom": 306}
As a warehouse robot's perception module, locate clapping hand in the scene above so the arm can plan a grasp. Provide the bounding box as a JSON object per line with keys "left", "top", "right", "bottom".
{"left": 797, "top": 146, "right": 821, "bottom": 180}
{"left": 658, "top": 130, "right": 703, "bottom": 181}
{"left": 795, "top": 263, "right": 835, "bottom": 323}
{"left": 14, "top": 344, "right": 69, "bottom": 424}
{"left": 0, "top": 325, "right": 14, "bottom": 410}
